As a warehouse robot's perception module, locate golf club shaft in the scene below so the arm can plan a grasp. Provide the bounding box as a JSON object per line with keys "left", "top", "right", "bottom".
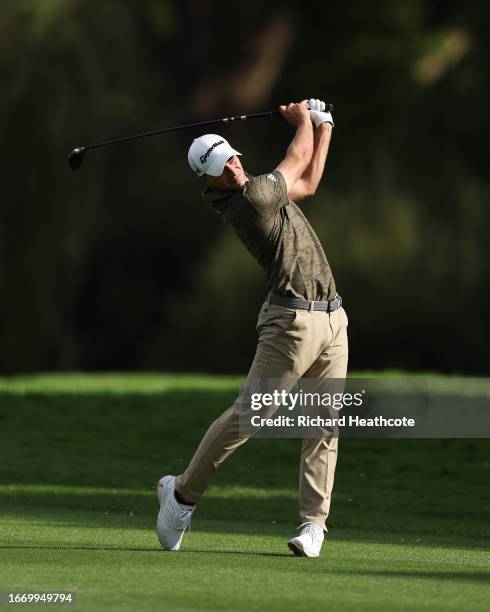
{"left": 68, "top": 103, "right": 334, "bottom": 169}
{"left": 76, "top": 105, "right": 333, "bottom": 152}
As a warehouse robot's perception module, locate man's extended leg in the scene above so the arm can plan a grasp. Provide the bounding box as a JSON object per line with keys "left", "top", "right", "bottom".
{"left": 174, "top": 302, "right": 330, "bottom": 503}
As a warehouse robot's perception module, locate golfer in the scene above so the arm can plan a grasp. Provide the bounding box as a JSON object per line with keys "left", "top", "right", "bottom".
{"left": 157, "top": 99, "right": 348, "bottom": 557}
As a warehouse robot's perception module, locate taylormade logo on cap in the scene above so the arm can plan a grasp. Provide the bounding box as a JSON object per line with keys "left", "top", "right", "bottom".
{"left": 188, "top": 134, "right": 241, "bottom": 177}
{"left": 200, "top": 140, "right": 225, "bottom": 164}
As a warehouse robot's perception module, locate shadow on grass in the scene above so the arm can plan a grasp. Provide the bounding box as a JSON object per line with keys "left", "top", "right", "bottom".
{"left": 0, "top": 492, "right": 300, "bottom": 529}
{"left": 0, "top": 545, "right": 291, "bottom": 558}
{"left": 1, "top": 506, "right": 489, "bottom": 553}
{"left": 1, "top": 545, "right": 489, "bottom": 580}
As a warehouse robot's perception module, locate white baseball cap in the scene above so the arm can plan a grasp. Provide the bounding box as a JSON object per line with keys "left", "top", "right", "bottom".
{"left": 188, "top": 134, "right": 241, "bottom": 177}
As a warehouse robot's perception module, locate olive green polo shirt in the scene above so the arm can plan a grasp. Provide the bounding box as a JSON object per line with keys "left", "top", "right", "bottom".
{"left": 203, "top": 170, "right": 336, "bottom": 301}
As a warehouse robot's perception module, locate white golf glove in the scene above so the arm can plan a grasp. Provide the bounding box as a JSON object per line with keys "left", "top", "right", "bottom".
{"left": 308, "top": 98, "right": 334, "bottom": 128}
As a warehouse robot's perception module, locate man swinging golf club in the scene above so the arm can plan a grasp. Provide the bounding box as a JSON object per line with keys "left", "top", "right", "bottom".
{"left": 156, "top": 99, "right": 348, "bottom": 557}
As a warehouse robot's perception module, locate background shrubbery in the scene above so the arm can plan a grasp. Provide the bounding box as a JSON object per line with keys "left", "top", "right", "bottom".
{"left": 1, "top": 0, "right": 489, "bottom": 373}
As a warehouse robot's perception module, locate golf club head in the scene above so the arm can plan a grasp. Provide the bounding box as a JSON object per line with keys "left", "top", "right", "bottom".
{"left": 68, "top": 147, "right": 86, "bottom": 171}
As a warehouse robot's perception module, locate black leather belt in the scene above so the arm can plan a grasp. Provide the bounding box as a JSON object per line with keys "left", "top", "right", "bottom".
{"left": 269, "top": 293, "right": 342, "bottom": 312}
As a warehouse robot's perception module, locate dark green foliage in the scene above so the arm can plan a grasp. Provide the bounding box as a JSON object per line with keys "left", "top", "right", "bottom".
{"left": 1, "top": 1, "right": 489, "bottom": 373}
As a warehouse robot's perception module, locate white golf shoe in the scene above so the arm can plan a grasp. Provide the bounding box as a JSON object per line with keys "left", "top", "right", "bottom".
{"left": 287, "top": 522, "right": 325, "bottom": 557}
{"left": 156, "top": 475, "right": 195, "bottom": 551}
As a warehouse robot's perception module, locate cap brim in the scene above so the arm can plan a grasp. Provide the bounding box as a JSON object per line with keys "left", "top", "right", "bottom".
{"left": 205, "top": 147, "right": 241, "bottom": 177}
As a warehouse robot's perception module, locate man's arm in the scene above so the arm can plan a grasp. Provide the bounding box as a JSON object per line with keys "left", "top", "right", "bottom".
{"left": 289, "top": 122, "right": 333, "bottom": 201}
{"left": 275, "top": 101, "right": 314, "bottom": 195}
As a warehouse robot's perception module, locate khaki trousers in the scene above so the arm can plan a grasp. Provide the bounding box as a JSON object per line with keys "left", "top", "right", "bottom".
{"left": 175, "top": 298, "right": 349, "bottom": 530}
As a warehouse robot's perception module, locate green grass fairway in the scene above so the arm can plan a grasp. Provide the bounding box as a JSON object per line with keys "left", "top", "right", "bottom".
{"left": 0, "top": 373, "right": 489, "bottom": 611}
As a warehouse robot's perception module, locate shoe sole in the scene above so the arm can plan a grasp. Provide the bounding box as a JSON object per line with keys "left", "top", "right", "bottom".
{"left": 156, "top": 475, "right": 179, "bottom": 551}
{"left": 156, "top": 477, "right": 168, "bottom": 549}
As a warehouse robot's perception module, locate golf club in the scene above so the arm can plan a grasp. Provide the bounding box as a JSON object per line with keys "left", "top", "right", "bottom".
{"left": 68, "top": 103, "right": 334, "bottom": 170}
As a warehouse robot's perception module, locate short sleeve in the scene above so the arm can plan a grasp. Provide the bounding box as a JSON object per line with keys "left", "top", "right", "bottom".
{"left": 243, "top": 171, "right": 288, "bottom": 217}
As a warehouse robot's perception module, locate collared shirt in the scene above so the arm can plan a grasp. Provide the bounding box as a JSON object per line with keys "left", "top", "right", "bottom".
{"left": 203, "top": 170, "right": 336, "bottom": 301}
